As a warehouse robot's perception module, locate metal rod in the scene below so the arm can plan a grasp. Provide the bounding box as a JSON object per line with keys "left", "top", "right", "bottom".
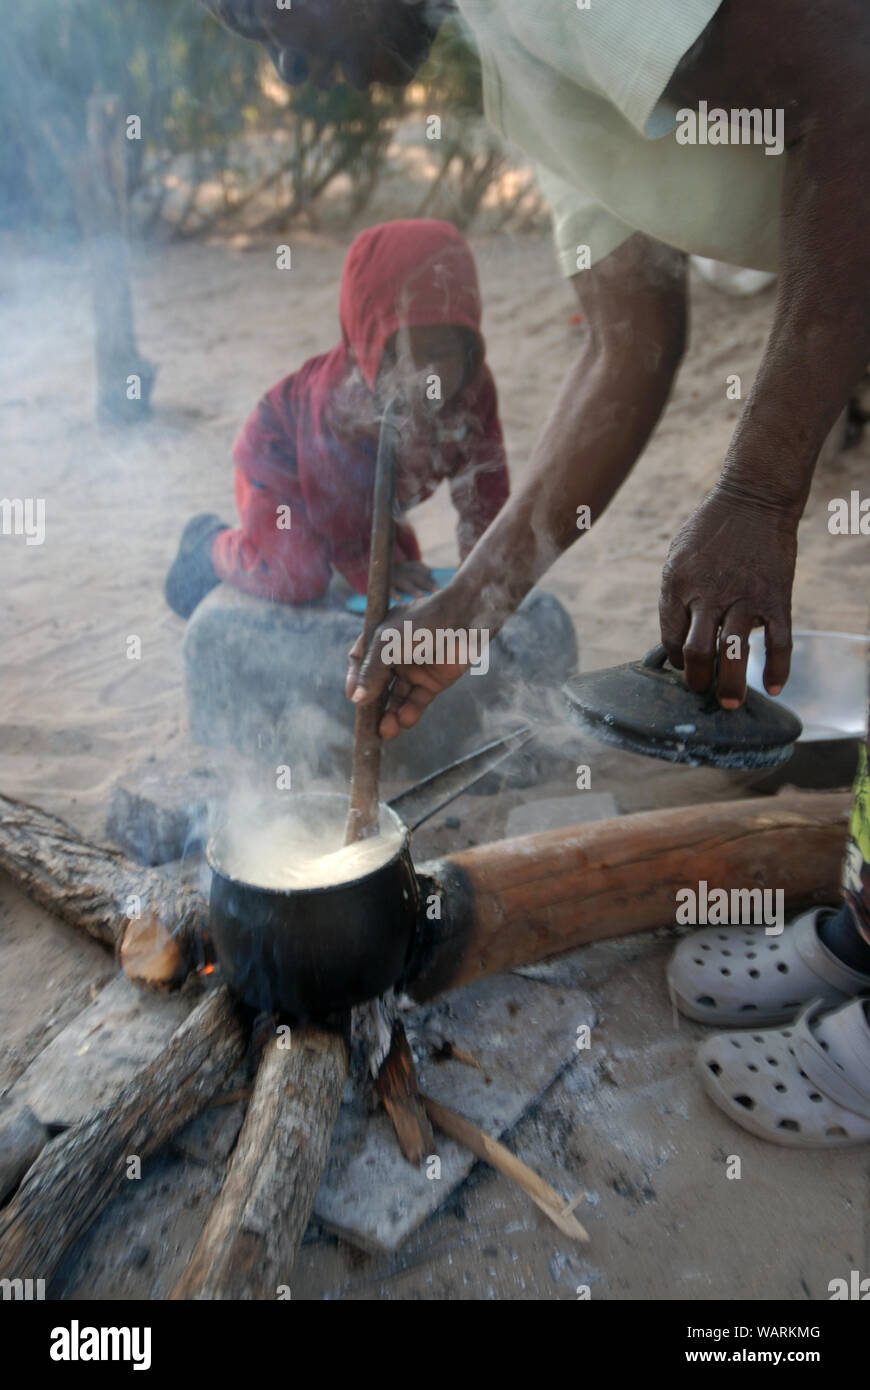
{"left": 388, "top": 726, "right": 534, "bottom": 831}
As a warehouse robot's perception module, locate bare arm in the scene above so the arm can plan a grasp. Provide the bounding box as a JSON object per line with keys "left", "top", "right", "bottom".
{"left": 453, "top": 234, "right": 686, "bottom": 633}
{"left": 348, "top": 233, "right": 687, "bottom": 736}
{"left": 659, "top": 0, "right": 870, "bottom": 702}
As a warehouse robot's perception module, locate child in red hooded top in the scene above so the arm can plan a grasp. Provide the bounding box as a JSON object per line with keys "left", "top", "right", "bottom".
{"left": 165, "top": 220, "right": 509, "bottom": 617}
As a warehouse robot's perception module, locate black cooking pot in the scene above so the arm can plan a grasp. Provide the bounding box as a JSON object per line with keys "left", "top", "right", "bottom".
{"left": 208, "top": 794, "right": 417, "bottom": 1018}
{"left": 205, "top": 728, "right": 531, "bottom": 1018}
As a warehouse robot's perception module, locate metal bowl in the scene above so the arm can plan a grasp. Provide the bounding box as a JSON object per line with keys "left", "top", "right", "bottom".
{"left": 744, "top": 629, "right": 868, "bottom": 791}
{"left": 746, "top": 630, "right": 868, "bottom": 740}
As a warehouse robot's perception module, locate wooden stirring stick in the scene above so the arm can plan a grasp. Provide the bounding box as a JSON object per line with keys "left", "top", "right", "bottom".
{"left": 342, "top": 398, "right": 434, "bottom": 1162}
{"left": 344, "top": 400, "right": 401, "bottom": 846}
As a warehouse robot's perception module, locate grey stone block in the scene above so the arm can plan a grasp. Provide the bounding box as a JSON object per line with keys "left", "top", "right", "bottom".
{"left": 505, "top": 792, "right": 619, "bottom": 839}
{"left": 182, "top": 584, "right": 578, "bottom": 785}
{"left": 106, "top": 747, "right": 230, "bottom": 865}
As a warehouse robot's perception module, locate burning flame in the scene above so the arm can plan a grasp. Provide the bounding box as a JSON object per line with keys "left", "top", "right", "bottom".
{"left": 197, "top": 930, "right": 216, "bottom": 975}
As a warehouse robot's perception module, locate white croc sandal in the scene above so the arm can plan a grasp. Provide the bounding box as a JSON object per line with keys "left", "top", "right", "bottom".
{"left": 667, "top": 909, "right": 870, "bottom": 1027}
{"left": 697, "top": 997, "right": 870, "bottom": 1147}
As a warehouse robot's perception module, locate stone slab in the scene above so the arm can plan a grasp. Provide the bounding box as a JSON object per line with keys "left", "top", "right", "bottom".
{"left": 106, "top": 746, "right": 230, "bottom": 865}
{"left": 313, "top": 972, "right": 595, "bottom": 1253}
{"left": 10, "top": 975, "right": 193, "bottom": 1127}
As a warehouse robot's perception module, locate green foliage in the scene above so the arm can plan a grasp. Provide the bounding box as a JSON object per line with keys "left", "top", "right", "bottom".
{"left": 271, "top": 79, "right": 404, "bottom": 225}
{"left": 0, "top": 1, "right": 531, "bottom": 240}
{"left": 417, "top": 15, "right": 485, "bottom": 116}
{"left": 411, "top": 17, "right": 516, "bottom": 231}
{"left": 0, "top": 0, "right": 262, "bottom": 230}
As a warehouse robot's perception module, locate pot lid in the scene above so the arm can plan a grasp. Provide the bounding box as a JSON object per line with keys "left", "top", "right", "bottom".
{"left": 562, "top": 645, "right": 803, "bottom": 769}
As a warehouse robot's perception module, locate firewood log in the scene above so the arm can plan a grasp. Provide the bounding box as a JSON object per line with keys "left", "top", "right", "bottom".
{"left": 171, "top": 1024, "right": 348, "bottom": 1300}
{"left": 408, "top": 790, "right": 850, "bottom": 999}
{"left": 0, "top": 792, "right": 203, "bottom": 985}
{"left": 0, "top": 987, "right": 244, "bottom": 1281}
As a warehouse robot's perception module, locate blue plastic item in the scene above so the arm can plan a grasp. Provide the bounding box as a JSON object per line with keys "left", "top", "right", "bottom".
{"left": 345, "top": 567, "right": 456, "bottom": 615}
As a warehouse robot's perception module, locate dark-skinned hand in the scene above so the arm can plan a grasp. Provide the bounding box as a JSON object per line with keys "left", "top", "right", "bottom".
{"left": 346, "top": 586, "right": 477, "bottom": 739}
{"left": 658, "top": 488, "right": 798, "bottom": 708}
{"left": 390, "top": 560, "right": 438, "bottom": 602}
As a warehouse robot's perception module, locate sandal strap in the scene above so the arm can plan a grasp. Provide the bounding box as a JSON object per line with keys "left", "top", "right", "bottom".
{"left": 792, "top": 909, "right": 870, "bottom": 996}
{"left": 793, "top": 999, "right": 870, "bottom": 1119}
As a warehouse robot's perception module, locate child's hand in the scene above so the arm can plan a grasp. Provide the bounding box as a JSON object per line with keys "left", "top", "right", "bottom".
{"left": 391, "top": 561, "right": 438, "bottom": 601}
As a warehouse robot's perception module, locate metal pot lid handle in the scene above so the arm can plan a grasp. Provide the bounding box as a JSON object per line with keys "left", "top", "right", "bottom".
{"left": 641, "top": 644, "right": 669, "bottom": 671}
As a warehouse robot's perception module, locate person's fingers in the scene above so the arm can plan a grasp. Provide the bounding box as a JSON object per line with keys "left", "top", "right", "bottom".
{"left": 386, "top": 676, "right": 412, "bottom": 704}
{"left": 393, "top": 568, "right": 437, "bottom": 599}
{"left": 378, "top": 684, "right": 436, "bottom": 738}
{"left": 382, "top": 677, "right": 412, "bottom": 719}
{"left": 392, "top": 659, "right": 451, "bottom": 696}
{"left": 715, "top": 607, "right": 754, "bottom": 709}
{"left": 682, "top": 608, "right": 720, "bottom": 692}
{"left": 397, "top": 685, "right": 437, "bottom": 726}
{"left": 353, "top": 630, "right": 445, "bottom": 704}
{"left": 378, "top": 687, "right": 428, "bottom": 738}
{"left": 352, "top": 625, "right": 396, "bottom": 703}
{"left": 658, "top": 587, "right": 691, "bottom": 670}
{"left": 762, "top": 613, "right": 792, "bottom": 695}
{"left": 378, "top": 708, "right": 402, "bottom": 740}
{"left": 345, "top": 631, "right": 365, "bottom": 699}
{"left": 346, "top": 658, "right": 360, "bottom": 699}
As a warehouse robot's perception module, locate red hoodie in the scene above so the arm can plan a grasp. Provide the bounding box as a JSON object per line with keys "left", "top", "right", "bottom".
{"left": 211, "top": 219, "right": 509, "bottom": 601}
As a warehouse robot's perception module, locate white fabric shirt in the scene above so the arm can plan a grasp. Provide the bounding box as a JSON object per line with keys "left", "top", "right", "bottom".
{"left": 455, "top": 0, "right": 784, "bottom": 275}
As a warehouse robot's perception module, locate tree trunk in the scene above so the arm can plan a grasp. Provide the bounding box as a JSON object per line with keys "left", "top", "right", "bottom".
{"left": 74, "top": 94, "right": 155, "bottom": 423}
{"left": 407, "top": 790, "right": 851, "bottom": 1000}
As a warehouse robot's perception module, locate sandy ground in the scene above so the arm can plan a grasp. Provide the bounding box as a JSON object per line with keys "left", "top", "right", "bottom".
{"left": 1, "top": 224, "right": 868, "bottom": 1300}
